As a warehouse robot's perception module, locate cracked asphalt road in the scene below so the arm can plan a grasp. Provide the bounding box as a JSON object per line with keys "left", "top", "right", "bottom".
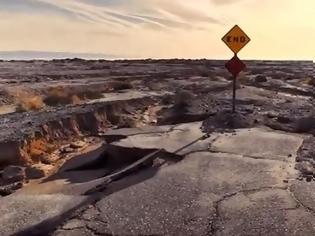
{"left": 52, "top": 124, "right": 315, "bottom": 236}
{"left": 0, "top": 59, "right": 313, "bottom": 236}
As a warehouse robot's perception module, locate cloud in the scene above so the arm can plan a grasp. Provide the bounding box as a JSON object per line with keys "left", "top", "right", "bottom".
{"left": 25, "top": 0, "right": 221, "bottom": 30}
{"left": 152, "top": 0, "right": 220, "bottom": 24}
{"left": 0, "top": 0, "right": 75, "bottom": 17}
{"left": 210, "top": 0, "right": 244, "bottom": 5}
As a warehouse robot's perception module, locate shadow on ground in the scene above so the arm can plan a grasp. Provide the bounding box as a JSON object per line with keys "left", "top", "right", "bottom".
{"left": 42, "top": 144, "right": 158, "bottom": 184}
{"left": 15, "top": 145, "right": 184, "bottom": 236}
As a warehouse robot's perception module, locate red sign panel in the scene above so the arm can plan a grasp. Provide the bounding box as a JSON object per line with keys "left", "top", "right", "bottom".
{"left": 225, "top": 55, "right": 246, "bottom": 77}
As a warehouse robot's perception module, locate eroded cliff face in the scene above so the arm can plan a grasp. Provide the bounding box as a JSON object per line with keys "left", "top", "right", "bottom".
{"left": 0, "top": 96, "right": 159, "bottom": 169}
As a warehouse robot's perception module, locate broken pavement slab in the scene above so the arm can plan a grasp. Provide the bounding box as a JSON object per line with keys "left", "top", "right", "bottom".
{"left": 211, "top": 127, "right": 304, "bottom": 161}
{"left": 106, "top": 122, "right": 217, "bottom": 155}
{"left": 0, "top": 122, "right": 309, "bottom": 236}
{"left": 215, "top": 188, "right": 315, "bottom": 236}
{"left": 52, "top": 124, "right": 309, "bottom": 235}
{"left": 289, "top": 180, "right": 315, "bottom": 212}
{"left": 0, "top": 193, "right": 88, "bottom": 236}
{"left": 105, "top": 124, "right": 304, "bottom": 162}
{"left": 53, "top": 150, "right": 297, "bottom": 236}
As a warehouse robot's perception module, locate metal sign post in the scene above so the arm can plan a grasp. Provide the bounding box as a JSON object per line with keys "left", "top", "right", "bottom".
{"left": 232, "top": 74, "right": 236, "bottom": 113}
{"left": 222, "top": 25, "right": 251, "bottom": 113}
{"left": 225, "top": 54, "right": 246, "bottom": 113}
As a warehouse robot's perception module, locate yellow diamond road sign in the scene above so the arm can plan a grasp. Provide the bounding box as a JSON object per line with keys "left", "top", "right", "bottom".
{"left": 222, "top": 25, "right": 250, "bottom": 54}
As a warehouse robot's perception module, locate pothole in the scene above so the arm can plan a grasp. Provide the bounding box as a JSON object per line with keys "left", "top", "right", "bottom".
{"left": 67, "top": 145, "right": 158, "bottom": 172}
{"left": 50, "top": 144, "right": 183, "bottom": 186}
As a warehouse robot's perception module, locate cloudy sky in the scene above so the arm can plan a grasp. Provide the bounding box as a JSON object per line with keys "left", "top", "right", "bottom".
{"left": 0, "top": 0, "right": 314, "bottom": 59}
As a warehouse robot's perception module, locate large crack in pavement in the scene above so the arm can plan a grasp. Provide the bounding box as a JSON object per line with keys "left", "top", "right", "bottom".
{"left": 5, "top": 122, "right": 306, "bottom": 236}
{"left": 212, "top": 185, "right": 314, "bottom": 236}
{"left": 52, "top": 128, "right": 301, "bottom": 235}
{"left": 288, "top": 185, "right": 315, "bottom": 214}
{"left": 210, "top": 186, "right": 289, "bottom": 236}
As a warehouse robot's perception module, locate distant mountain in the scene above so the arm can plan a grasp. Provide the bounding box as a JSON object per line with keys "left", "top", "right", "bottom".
{"left": 0, "top": 51, "right": 118, "bottom": 60}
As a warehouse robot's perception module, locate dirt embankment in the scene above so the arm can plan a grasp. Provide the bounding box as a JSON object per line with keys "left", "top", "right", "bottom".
{"left": 0, "top": 95, "right": 159, "bottom": 169}
{"left": 0, "top": 93, "right": 162, "bottom": 196}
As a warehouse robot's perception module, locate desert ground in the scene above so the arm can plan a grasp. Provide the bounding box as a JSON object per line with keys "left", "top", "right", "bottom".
{"left": 0, "top": 59, "right": 314, "bottom": 235}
